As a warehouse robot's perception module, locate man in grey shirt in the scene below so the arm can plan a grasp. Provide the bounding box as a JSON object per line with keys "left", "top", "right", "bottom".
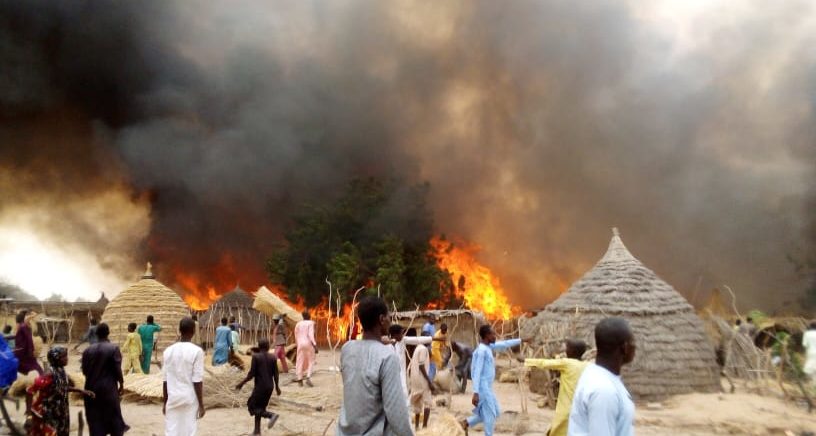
{"left": 337, "top": 296, "right": 412, "bottom": 436}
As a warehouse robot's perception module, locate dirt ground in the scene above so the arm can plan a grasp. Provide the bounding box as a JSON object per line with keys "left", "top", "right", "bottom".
{"left": 1, "top": 348, "right": 814, "bottom": 435}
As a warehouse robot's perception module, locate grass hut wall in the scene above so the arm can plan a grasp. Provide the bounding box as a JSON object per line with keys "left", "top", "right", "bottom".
{"left": 101, "top": 263, "right": 190, "bottom": 353}
{"left": 199, "top": 286, "right": 273, "bottom": 348}
{"left": 520, "top": 228, "right": 720, "bottom": 401}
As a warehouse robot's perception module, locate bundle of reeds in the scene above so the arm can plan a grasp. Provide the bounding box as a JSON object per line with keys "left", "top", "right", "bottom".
{"left": 252, "top": 286, "right": 302, "bottom": 329}
{"left": 122, "top": 373, "right": 164, "bottom": 402}
{"left": 9, "top": 372, "right": 37, "bottom": 397}
{"left": 416, "top": 412, "right": 465, "bottom": 436}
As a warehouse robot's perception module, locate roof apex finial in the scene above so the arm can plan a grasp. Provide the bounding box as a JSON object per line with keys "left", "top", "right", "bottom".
{"left": 142, "top": 262, "right": 155, "bottom": 279}
{"left": 612, "top": 227, "right": 620, "bottom": 237}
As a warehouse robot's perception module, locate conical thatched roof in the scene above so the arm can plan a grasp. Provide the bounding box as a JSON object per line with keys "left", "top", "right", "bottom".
{"left": 199, "top": 285, "right": 272, "bottom": 331}
{"left": 101, "top": 263, "right": 190, "bottom": 350}
{"left": 520, "top": 228, "right": 720, "bottom": 400}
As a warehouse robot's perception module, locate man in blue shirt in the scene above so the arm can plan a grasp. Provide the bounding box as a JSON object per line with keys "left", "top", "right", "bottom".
{"left": 460, "top": 324, "right": 525, "bottom": 436}
{"left": 568, "top": 317, "right": 636, "bottom": 436}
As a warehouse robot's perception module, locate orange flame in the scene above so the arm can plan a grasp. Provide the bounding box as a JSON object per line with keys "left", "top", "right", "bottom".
{"left": 175, "top": 271, "right": 221, "bottom": 310}
{"left": 264, "top": 285, "right": 355, "bottom": 343}
{"left": 431, "top": 236, "right": 519, "bottom": 319}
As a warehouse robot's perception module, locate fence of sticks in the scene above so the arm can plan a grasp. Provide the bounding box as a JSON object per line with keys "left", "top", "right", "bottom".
{"left": 708, "top": 313, "right": 813, "bottom": 411}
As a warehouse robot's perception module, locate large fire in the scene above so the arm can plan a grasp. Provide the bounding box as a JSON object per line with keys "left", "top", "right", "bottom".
{"left": 431, "top": 236, "right": 519, "bottom": 319}
{"left": 171, "top": 236, "right": 518, "bottom": 323}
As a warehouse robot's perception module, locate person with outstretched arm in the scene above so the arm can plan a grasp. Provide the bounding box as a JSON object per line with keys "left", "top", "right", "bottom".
{"left": 460, "top": 325, "right": 525, "bottom": 436}
{"left": 524, "top": 339, "right": 589, "bottom": 436}
{"left": 73, "top": 318, "right": 99, "bottom": 351}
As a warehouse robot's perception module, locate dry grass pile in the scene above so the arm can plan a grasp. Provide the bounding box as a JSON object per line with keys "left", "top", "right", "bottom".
{"left": 434, "top": 367, "right": 455, "bottom": 391}
{"left": 252, "top": 286, "right": 302, "bottom": 329}
{"left": 122, "top": 372, "right": 165, "bottom": 403}
{"left": 416, "top": 412, "right": 465, "bottom": 436}
{"left": 712, "top": 316, "right": 771, "bottom": 382}
{"left": 9, "top": 372, "right": 37, "bottom": 397}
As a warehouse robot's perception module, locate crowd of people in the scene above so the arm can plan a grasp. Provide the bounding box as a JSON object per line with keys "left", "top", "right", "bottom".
{"left": 12, "top": 300, "right": 816, "bottom": 436}
{"left": 336, "top": 296, "right": 638, "bottom": 436}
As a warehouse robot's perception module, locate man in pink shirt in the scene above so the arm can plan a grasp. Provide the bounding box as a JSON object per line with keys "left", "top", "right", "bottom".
{"left": 294, "top": 311, "right": 317, "bottom": 387}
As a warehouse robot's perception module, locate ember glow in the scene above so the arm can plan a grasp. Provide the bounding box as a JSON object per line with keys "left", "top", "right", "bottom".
{"left": 431, "top": 236, "right": 519, "bottom": 319}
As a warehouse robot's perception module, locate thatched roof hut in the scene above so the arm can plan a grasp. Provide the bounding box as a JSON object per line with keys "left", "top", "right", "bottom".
{"left": 200, "top": 285, "right": 274, "bottom": 347}
{"left": 520, "top": 228, "right": 720, "bottom": 400}
{"left": 101, "top": 263, "right": 189, "bottom": 351}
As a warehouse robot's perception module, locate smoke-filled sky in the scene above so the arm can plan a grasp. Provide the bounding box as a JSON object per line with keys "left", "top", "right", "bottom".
{"left": 1, "top": 0, "right": 813, "bottom": 312}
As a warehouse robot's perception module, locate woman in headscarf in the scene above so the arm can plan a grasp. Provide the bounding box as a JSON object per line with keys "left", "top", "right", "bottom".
{"left": 26, "top": 347, "right": 95, "bottom": 436}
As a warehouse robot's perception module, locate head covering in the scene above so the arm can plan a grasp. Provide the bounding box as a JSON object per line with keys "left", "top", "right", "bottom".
{"left": 47, "top": 346, "right": 66, "bottom": 368}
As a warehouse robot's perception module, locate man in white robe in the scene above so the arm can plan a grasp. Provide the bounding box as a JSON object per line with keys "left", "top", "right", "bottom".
{"left": 163, "top": 317, "right": 205, "bottom": 436}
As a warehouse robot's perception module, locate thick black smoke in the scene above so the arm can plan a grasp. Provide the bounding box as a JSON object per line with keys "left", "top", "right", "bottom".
{"left": 1, "top": 0, "right": 813, "bottom": 311}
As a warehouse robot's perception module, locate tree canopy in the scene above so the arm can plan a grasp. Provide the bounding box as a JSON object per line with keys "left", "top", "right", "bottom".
{"left": 266, "top": 178, "right": 460, "bottom": 309}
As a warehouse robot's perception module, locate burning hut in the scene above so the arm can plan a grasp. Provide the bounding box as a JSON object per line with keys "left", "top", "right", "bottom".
{"left": 101, "top": 263, "right": 190, "bottom": 351}
{"left": 200, "top": 285, "right": 273, "bottom": 348}
{"left": 520, "top": 228, "right": 720, "bottom": 400}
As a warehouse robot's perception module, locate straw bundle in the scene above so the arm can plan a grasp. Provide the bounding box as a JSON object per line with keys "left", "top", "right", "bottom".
{"left": 122, "top": 373, "right": 165, "bottom": 402}
{"left": 417, "top": 412, "right": 465, "bottom": 436}
{"left": 68, "top": 372, "right": 85, "bottom": 404}
{"left": 9, "top": 372, "right": 37, "bottom": 397}
{"left": 520, "top": 228, "right": 720, "bottom": 401}
{"left": 712, "top": 316, "right": 772, "bottom": 381}
{"left": 252, "top": 286, "right": 302, "bottom": 329}
{"left": 434, "top": 367, "right": 455, "bottom": 391}
{"left": 102, "top": 265, "right": 189, "bottom": 352}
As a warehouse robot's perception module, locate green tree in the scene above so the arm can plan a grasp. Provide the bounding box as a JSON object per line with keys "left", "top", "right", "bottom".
{"left": 327, "top": 242, "right": 362, "bottom": 300}
{"left": 266, "top": 177, "right": 447, "bottom": 309}
{"left": 376, "top": 235, "right": 407, "bottom": 307}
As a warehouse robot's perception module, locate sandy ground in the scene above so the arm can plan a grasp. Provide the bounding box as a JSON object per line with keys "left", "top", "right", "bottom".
{"left": 0, "top": 349, "right": 814, "bottom": 435}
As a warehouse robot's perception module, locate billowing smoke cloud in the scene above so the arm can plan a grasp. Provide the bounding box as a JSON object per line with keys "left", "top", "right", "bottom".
{"left": 1, "top": 0, "right": 813, "bottom": 311}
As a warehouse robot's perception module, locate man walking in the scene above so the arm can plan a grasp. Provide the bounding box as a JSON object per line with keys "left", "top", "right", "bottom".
{"left": 337, "top": 296, "right": 412, "bottom": 436}
{"left": 409, "top": 332, "right": 436, "bottom": 430}
{"left": 461, "top": 325, "right": 524, "bottom": 436}
{"left": 73, "top": 318, "right": 99, "bottom": 351}
{"left": 137, "top": 315, "right": 161, "bottom": 374}
{"left": 444, "top": 341, "right": 473, "bottom": 393}
{"left": 568, "top": 317, "right": 636, "bottom": 436}
{"left": 430, "top": 323, "right": 448, "bottom": 382}
{"left": 14, "top": 310, "right": 41, "bottom": 375}
{"left": 294, "top": 311, "right": 317, "bottom": 386}
{"left": 81, "top": 323, "right": 129, "bottom": 436}
{"left": 212, "top": 317, "right": 232, "bottom": 366}
{"left": 272, "top": 315, "right": 289, "bottom": 374}
{"left": 236, "top": 338, "right": 281, "bottom": 434}
{"left": 122, "top": 323, "right": 143, "bottom": 374}
{"left": 525, "top": 339, "right": 589, "bottom": 436}
{"left": 163, "top": 317, "right": 205, "bottom": 436}
{"left": 388, "top": 324, "right": 433, "bottom": 401}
